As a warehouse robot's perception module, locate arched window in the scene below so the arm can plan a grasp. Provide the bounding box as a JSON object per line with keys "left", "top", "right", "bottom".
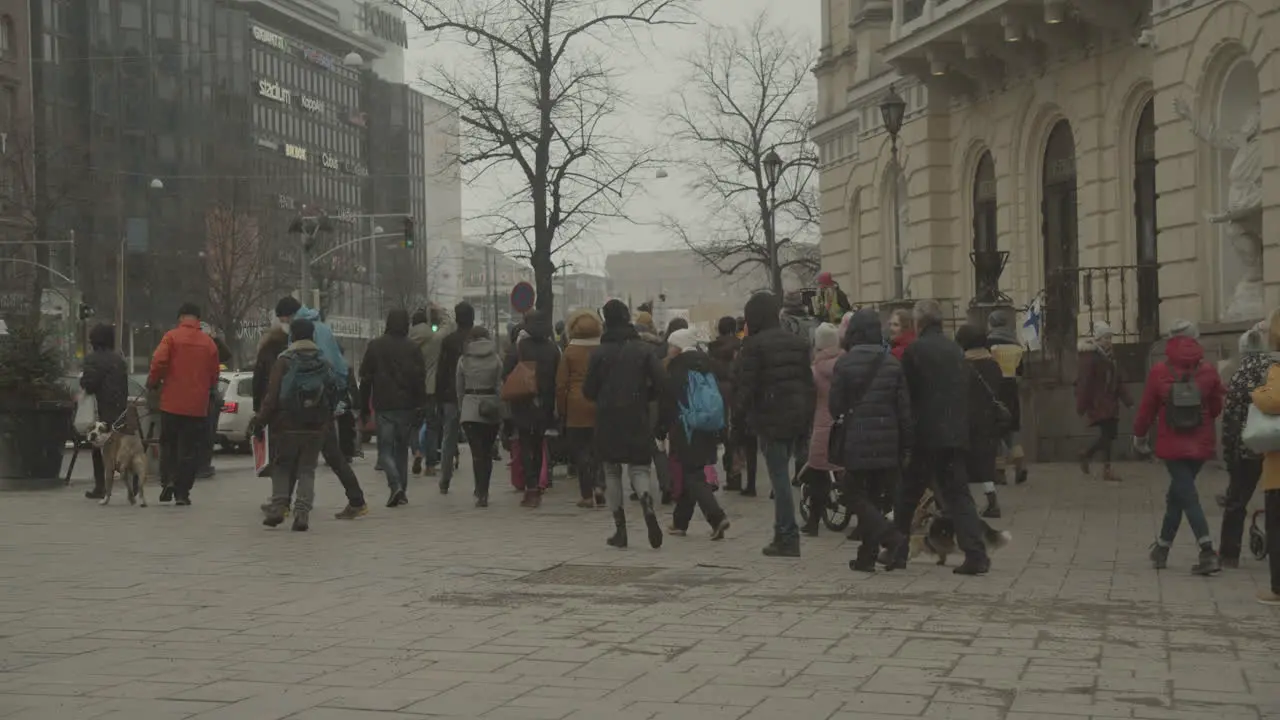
{"left": 1133, "top": 100, "right": 1158, "bottom": 341}
{"left": 972, "top": 152, "right": 999, "bottom": 301}
{"left": 0, "top": 17, "right": 12, "bottom": 58}
{"left": 1041, "top": 120, "right": 1078, "bottom": 351}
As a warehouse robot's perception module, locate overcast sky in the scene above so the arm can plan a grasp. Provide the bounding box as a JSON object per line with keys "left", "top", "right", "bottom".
{"left": 404, "top": 0, "right": 819, "bottom": 272}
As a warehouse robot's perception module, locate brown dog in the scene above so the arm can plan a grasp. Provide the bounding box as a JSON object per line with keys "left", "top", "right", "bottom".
{"left": 86, "top": 421, "right": 149, "bottom": 507}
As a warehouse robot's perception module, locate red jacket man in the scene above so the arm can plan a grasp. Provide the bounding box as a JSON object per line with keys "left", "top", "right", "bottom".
{"left": 147, "top": 303, "right": 220, "bottom": 504}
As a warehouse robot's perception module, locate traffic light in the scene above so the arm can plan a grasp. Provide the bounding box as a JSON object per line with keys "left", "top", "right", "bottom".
{"left": 403, "top": 216, "right": 415, "bottom": 249}
{"left": 77, "top": 302, "right": 94, "bottom": 320}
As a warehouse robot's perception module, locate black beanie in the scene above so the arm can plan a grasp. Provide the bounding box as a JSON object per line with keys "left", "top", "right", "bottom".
{"left": 602, "top": 299, "right": 630, "bottom": 328}
{"left": 177, "top": 302, "right": 201, "bottom": 319}
{"left": 274, "top": 296, "right": 302, "bottom": 318}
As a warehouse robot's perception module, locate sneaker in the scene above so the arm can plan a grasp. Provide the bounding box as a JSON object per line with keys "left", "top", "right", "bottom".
{"left": 475, "top": 495, "right": 488, "bottom": 508}
{"left": 386, "top": 490, "right": 405, "bottom": 508}
{"left": 84, "top": 489, "right": 105, "bottom": 500}
{"left": 1257, "top": 590, "right": 1280, "bottom": 606}
{"left": 762, "top": 537, "right": 800, "bottom": 558}
{"left": 740, "top": 488, "right": 757, "bottom": 498}
{"left": 262, "top": 503, "right": 287, "bottom": 527}
{"left": 412, "top": 457, "right": 423, "bottom": 475}
{"left": 1014, "top": 469, "right": 1029, "bottom": 485}
{"left": 710, "top": 517, "right": 731, "bottom": 541}
{"left": 334, "top": 504, "right": 368, "bottom": 520}
{"left": 292, "top": 509, "right": 310, "bottom": 532}
{"left": 639, "top": 494, "right": 663, "bottom": 549}
{"left": 159, "top": 486, "right": 174, "bottom": 503}
{"left": 438, "top": 481, "right": 449, "bottom": 495}
{"left": 174, "top": 497, "right": 192, "bottom": 506}
{"left": 397, "top": 491, "right": 409, "bottom": 506}
{"left": 667, "top": 526, "right": 687, "bottom": 537}
{"left": 1149, "top": 542, "right": 1170, "bottom": 570}
{"left": 953, "top": 556, "right": 991, "bottom": 575}
{"left": 1191, "top": 548, "right": 1221, "bottom": 576}
{"left": 423, "top": 465, "right": 438, "bottom": 477}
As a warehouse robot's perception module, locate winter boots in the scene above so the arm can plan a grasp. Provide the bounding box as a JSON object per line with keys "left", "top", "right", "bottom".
{"left": 981, "top": 492, "right": 1001, "bottom": 519}
{"left": 639, "top": 494, "right": 663, "bottom": 548}
{"left": 607, "top": 509, "right": 628, "bottom": 548}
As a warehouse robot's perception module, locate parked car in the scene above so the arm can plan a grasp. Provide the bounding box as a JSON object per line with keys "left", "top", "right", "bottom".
{"left": 216, "top": 371, "right": 254, "bottom": 453}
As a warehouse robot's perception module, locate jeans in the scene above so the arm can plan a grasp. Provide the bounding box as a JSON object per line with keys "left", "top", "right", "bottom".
{"left": 603, "top": 462, "right": 660, "bottom": 512}
{"left": 762, "top": 439, "right": 800, "bottom": 540}
{"left": 160, "top": 411, "right": 205, "bottom": 499}
{"left": 376, "top": 409, "right": 416, "bottom": 494}
{"left": 896, "top": 448, "right": 987, "bottom": 563}
{"left": 1159, "top": 459, "right": 1212, "bottom": 546}
{"left": 1220, "top": 457, "right": 1263, "bottom": 560}
{"left": 518, "top": 428, "right": 546, "bottom": 492}
{"left": 463, "top": 422, "right": 499, "bottom": 498}
{"left": 566, "top": 427, "right": 600, "bottom": 499}
{"left": 271, "top": 432, "right": 322, "bottom": 513}
{"left": 415, "top": 397, "right": 440, "bottom": 466}
{"left": 438, "top": 402, "right": 460, "bottom": 488}
{"left": 672, "top": 462, "right": 725, "bottom": 532}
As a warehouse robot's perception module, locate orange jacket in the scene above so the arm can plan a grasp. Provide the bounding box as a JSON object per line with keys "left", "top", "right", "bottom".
{"left": 147, "top": 318, "right": 221, "bottom": 417}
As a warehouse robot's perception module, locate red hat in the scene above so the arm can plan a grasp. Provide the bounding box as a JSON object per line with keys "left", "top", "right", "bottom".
{"left": 817, "top": 271, "right": 835, "bottom": 287}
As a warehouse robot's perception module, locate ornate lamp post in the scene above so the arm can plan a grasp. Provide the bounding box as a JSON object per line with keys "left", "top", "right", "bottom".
{"left": 879, "top": 85, "right": 907, "bottom": 298}
{"left": 762, "top": 148, "right": 782, "bottom": 295}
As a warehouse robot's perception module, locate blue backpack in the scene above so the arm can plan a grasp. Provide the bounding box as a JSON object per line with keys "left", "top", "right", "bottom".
{"left": 680, "top": 370, "right": 725, "bottom": 440}
{"left": 279, "top": 350, "right": 336, "bottom": 428}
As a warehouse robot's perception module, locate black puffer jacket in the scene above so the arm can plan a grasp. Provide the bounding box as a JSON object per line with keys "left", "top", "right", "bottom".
{"left": 660, "top": 350, "right": 720, "bottom": 468}
{"left": 902, "top": 322, "right": 969, "bottom": 450}
{"left": 734, "top": 293, "right": 814, "bottom": 441}
{"left": 359, "top": 310, "right": 427, "bottom": 413}
{"left": 829, "top": 309, "right": 913, "bottom": 470}
{"left": 503, "top": 311, "right": 561, "bottom": 431}
{"left": 80, "top": 324, "right": 129, "bottom": 425}
{"left": 584, "top": 323, "right": 665, "bottom": 464}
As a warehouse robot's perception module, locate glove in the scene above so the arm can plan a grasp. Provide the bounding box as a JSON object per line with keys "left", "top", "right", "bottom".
{"left": 1132, "top": 435, "right": 1152, "bottom": 458}
{"left": 333, "top": 401, "right": 348, "bottom": 417}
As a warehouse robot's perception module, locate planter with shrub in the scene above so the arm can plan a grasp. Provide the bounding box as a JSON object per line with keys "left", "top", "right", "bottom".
{"left": 0, "top": 321, "right": 75, "bottom": 488}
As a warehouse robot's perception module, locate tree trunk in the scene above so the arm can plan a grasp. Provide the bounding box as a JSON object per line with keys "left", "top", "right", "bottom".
{"left": 531, "top": 234, "right": 554, "bottom": 316}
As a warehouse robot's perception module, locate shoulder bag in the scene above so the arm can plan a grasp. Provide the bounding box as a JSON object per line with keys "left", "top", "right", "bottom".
{"left": 972, "top": 365, "right": 1013, "bottom": 433}
{"left": 828, "top": 352, "right": 886, "bottom": 462}
{"left": 500, "top": 344, "right": 539, "bottom": 403}
{"left": 1243, "top": 361, "right": 1280, "bottom": 453}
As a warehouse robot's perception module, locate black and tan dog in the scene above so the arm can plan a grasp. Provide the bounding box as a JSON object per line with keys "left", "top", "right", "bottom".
{"left": 86, "top": 421, "right": 149, "bottom": 507}
{"left": 908, "top": 489, "right": 1011, "bottom": 566}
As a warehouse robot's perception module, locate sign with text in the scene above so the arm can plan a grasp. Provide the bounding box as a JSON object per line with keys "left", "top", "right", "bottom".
{"left": 257, "top": 79, "right": 290, "bottom": 104}
{"left": 251, "top": 25, "right": 287, "bottom": 51}
{"left": 284, "top": 144, "right": 307, "bottom": 161}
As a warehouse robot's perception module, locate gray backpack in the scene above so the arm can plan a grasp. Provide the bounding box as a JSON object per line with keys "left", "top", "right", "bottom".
{"left": 1167, "top": 368, "right": 1203, "bottom": 431}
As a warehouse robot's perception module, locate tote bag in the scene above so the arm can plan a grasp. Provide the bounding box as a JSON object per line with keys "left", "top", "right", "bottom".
{"left": 1242, "top": 403, "right": 1280, "bottom": 454}
{"left": 73, "top": 393, "right": 98, "bottom": 436}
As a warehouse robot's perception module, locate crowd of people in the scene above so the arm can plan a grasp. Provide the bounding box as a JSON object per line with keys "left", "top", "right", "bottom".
{"left": 75, "top": 283, "right": 1280, "bottom": 599}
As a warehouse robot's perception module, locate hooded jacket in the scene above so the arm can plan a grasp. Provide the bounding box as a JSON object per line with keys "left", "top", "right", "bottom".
{"left": 829, "top": 308, "right": 912, "bottom": 470}
{"left": 456, "top": 335, "right": 502, "bottom": 425}
{"left": 253, "top": 339, "right": 334, "bottom": 434}
{"left": 80, "top": 325, "right": 129, "bottom": 426}
{"left": 1224, "top": 326, "right": 1272, "bottom": 464}
{"left": 293, "top": 307, "right": 349, "bottom": 395}
{"left": 1133, "top": 335, "right": 1225, "bottom": 460}
{"left": 409, "top": 316, "right": 450, "bottom": 399}
{"left": 359, "top": 310, "right": 427, "bottom": 413}
{"left": 436, "top": 303, "right": 475, "bottom": 400}
{"left": 1075, "top": 337, "right": 1132, "bottom": 424}
{"left": 584, "top": 321, "right": 666, "bottom": 465}
{"left": 147, "top": 317, "right": 221, "bottom": 418}
{"left": 901, "top": 319, "right": 968, "bottom": 450}
{"left": 503, "top": 310, "right": 561, "bottom": 430}
{"left": 556, "top": 310, "right": 601, "bottom": 428}
{"left": 1249, "top": 363, "right": 1280, "bottom": 492}
{"left": 252, "top": 326, "right": 289, "bottom": 412}
{"left": 735, "top": 293, "right": 814, "bottom": 441}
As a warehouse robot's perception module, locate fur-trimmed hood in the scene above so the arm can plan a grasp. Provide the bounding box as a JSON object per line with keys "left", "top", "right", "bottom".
{"left": 567, "top": 309, "right": 602, "bottom": 342}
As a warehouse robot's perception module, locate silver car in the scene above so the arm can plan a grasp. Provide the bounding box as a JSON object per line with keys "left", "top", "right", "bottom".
{"left": 216, "top": 371, "right": 255, "bottom": 453}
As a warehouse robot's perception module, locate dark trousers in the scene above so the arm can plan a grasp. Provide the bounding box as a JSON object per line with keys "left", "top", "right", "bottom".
{"left": 160, "top": 411, "right": 205, "bottom": 499}
{"left": 1084, "top": 418, "right": 1118, "bottom": 463}
{"left": 801, "top": 467, "right": 830, "bottom": 525}
{"left": 846, "top": 468, "right": 897, "bottom": 559}
{"left": 336, "top": 412, "right": 356, "bottom": 461}
{"left": 464, "top": 422, "right": 499, "bottom": 498}
{"left": 518, "top": 428, "right": 545, "bottom": 491}
{"left": 322, "top": 424, "right": 365, "bottom": 506}
{"left": 566, "top": 427, "right": 599, "bottom": 499}
{"left": 1266, "top": 490, "right": 1280, "bottom": 594}
{"left": 727, "top": 425, "right": 758, "bottom": 493}
{"left": 895, "top": 448, "right": 987, "bottom": 563}
{"left": 672, "top": 462, "right": 726, "bottom": 532}
{"left": 1221, "top": 457, "right": 1263, "bottom": 560}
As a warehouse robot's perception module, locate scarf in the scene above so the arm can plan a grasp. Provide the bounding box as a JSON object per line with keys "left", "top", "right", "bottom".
{"left": 963, "top": 348, "right": 992, "bottom": 362}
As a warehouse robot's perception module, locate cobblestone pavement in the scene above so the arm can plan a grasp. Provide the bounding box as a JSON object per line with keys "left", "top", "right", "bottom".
{"left": 1, "top": 452, "right": 1278, "bottom": 719}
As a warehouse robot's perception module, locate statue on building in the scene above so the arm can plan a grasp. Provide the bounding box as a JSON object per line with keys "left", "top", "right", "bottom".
{"left": 1174, "top": 97, "right": 1263, "bottom": 321}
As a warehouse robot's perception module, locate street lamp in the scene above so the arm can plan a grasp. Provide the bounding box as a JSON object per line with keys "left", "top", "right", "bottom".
{"left": 149, "top": 178, "right": 164, "bottom": 190}
{"left": 289, "top": 210, "right": 333, "bottom": 309}
{"left": 880, "top": 85, "right": 907, "bottom": 298}
{"left": 343, "top": 51, "right": 364, "bottom": 67}
{"left": 117, "top": 178, "right": 165, "bottom": 338}
{"left": 762, "top": 149, "right": 783, "bottom": 295}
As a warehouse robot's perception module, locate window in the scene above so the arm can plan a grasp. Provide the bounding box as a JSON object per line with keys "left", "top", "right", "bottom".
{"left": 0, "top": 16, "right": 12, "bottom": 57}
{"left": 120, "top": 0, "right": 144, "bottom": 30}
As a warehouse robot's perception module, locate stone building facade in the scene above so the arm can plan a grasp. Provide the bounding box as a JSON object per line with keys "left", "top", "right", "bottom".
{"left": 815, "top": 0, "right": 1277, "bottom": 345}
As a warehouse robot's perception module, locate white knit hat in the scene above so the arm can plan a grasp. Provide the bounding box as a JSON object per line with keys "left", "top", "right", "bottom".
{"left": 1092, "top": 321, "right": 1113, "bottom": 339}
{"left": 814, "top": 323, "right": 840, "bottom": 352}
{"left": 667, "top": 328, "right": 700, "bottom": 353}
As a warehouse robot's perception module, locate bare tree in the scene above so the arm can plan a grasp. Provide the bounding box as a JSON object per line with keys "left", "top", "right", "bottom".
{"left": 204, "top": 204, "right": 277, "bottom": 359}
{"left": 665, "top": 11, "right": 819, "bottom": 296}
{"left": 391, "top": 0, "right": 692, "bottom": 314}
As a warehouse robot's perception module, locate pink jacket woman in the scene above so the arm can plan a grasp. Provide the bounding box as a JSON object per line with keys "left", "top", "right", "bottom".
{"left": 807, "top": 324, "right": 845, "bottom": 471}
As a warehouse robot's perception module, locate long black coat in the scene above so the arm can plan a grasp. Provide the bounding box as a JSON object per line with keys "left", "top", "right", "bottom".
{"left": 734, "top": 293, "right": 814, "bottom": 441}
{"left": 659, "top": 350, "right": 720, "bottom": 468}
{"left": 503, "top": 316, "right": 561, "bottom": 431}
{"left": 829, "top": 311, "right": 913, "bottom": 471}
{"left": 584, "top": 324, "right": 665, "bottom": 465}
{"left": 901, "top": 324, "right": 969, "bottom": 451}
{"left": 964, "top": 352, "right": 1004, "bottom": 484}
{"left": 80, "top": 348, "right": 129, "bottom": 425}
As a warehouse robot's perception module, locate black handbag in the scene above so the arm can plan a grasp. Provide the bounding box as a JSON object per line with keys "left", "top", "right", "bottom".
{"left": 972, "top": 367, "right": 1013, "bottom": 433}
{"left": 828, "top": 352, "right": 886, "bottom": 463}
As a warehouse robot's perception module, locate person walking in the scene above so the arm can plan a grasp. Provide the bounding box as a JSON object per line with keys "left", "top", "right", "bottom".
{"left": 252, "top": 317, "right": 338, "bottom": 532}
{"left": 800, "top": 323, "right": 844, "bottom": 536}
{"left": 456, "top": 326, "right": 503, "bottom": 507}
{"left": 1134, "top": 320, "right": 1226, "bottom": 575}
{"left": 708, "top": 316, "right": 747, "bottom": 492}
{"left": 504, "top": 310, "right": 561, "bottom": 508}
{"left": 736, "top": 292, "right": 814, "bottom": 558}
{"left": 194, "top": 324, "right": 231, "bottom": 479}
{"left": 1244, "top": 310, "right": 1280, "bottom": 604}
{"left": 584, "top": 299, "right": 667, "bottom": 549}
{"left": 272, "top": 298, "right": 369, "bottom": 519}
{"left": 1220, "top": 322, "right": 1271, "bottom": 567}
{"left": 557, "top": 309, "right": 603, "bottom": 507}
{"left": 661, "top": 328, "right": 731, "bottom": 540}
{"left": 435, "top": 302, "right": 474, "bottom": 494}
{"left": 147, "top": 303, "right": 220, "bottom": 506}
{"left": 409, "top": 306, "right": 449, "bottom": 477}
{"left": 1075, "top": 322, "right": 1132, "bottom": 482}
{"left": 359, "top": 309, "right": 427, "bottom": 507}
{"left": 987, "top": 309, "right": 1027, "bottom": 485}
{"left": 956, "top": 324, "right": 1005, "bottom": 519}
{"left": 830, "top": 308, "right": 912, "bottom": 572}
{"left": 893, "top": 300, "right": 990, "bottom": 575}
{"left": 887, "top": 308, "right": 916, "bottom": 360}
{"left": 80, "top": 323, "right": 130, "bottom": 500}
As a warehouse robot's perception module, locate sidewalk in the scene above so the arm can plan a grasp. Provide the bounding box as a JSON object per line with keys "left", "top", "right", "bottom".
{"left": 0, "top": 456, "right": 1276, "bottom": 719}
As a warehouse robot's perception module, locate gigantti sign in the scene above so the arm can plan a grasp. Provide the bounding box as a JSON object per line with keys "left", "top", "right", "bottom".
{"left": 360, "top": 2, "right": 408, "bottom": 48}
